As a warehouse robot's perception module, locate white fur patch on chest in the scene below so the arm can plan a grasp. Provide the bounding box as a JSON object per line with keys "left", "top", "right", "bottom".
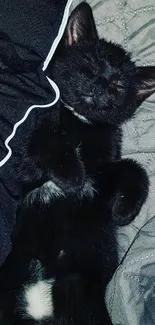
{"left": 43, "top": 181, "right": 65, "bottom": 200}
{"left": 24, "top": 279, "right": 54, "bottom": 320}
{"left": 25, "top": 177, "right": 96, "bottom": 204}
{"left": 25, "top": 180, "right": 65, "bottom": 204}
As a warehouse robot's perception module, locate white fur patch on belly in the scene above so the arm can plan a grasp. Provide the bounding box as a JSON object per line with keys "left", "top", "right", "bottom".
{"left": 42, "top": 181, "right": 65, "bottom": 201}
{"left": 25, "top": 180, "right": 65, "bottom": 204}
{"left": 24, "top": 279, "right": 54, "bottom": 320}
{"left": 81, "top": 178, "right": 97, "bottom": 199}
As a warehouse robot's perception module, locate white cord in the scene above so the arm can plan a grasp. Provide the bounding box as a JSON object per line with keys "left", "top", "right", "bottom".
{"left": 0, "top": 78, "right": 60, "bottom": 167}
{"left": 42, "top": 0, "right": 73, "bottom": 72}
{"left": 0, "top": 0, "right": 73, "bottom": 167}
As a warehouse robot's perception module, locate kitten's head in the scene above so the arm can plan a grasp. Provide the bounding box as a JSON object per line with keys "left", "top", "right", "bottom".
{"left": 51, "top": 2, "right": 155, "bottom": 125}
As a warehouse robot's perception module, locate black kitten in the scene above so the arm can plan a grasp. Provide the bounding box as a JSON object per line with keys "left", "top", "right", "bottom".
{"left": 0, "top": 3, "right": 155, "bottom": 325}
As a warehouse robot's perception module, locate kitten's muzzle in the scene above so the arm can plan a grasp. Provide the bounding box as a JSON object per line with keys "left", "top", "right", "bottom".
{"left": 82, "top": 94, "right": 94, "bottom": 105}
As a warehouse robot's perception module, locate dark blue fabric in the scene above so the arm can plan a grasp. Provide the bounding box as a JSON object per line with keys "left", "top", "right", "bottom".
{"left": 0, "top": 0, "right": 67, "bottom": 265}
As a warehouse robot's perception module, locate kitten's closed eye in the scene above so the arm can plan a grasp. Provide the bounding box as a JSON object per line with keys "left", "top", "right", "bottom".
{"left": 95, "top": 74, "right": 124, "bottom": 93}
{"left": 82, "top": 65, "right": 98, "bottom": 79}
{"left": 109, "top": 79, "right": 124, "bottom": 91}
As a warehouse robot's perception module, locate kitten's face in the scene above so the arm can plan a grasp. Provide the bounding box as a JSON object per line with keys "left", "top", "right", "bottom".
{"left": 52, "top": 40, "right": 136, "bottom": 124}
{"left": 51, "top": 3, "right": 155, "bottom": 125}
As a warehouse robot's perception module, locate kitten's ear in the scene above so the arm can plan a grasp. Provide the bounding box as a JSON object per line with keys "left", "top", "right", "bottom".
{"left": 66, "top": 2, "right": 98, "bottom": 45}
{"left": 135, "top": 67, "right": 155, "bottom": 106}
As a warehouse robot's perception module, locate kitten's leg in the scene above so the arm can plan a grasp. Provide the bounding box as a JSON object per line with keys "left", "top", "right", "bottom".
{"left": 102, "top": 159, "right": 149, "bottom": 226}
{"left": 53, "top": 273, "right": 113, "bottom": 325}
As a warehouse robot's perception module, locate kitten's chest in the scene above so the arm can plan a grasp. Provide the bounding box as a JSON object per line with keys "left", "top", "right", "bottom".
{"left": 67, "top": 122, "right": 121, "bottom": 168}
{"left": 60, "top": 107, "right": 121, "bottom": 166}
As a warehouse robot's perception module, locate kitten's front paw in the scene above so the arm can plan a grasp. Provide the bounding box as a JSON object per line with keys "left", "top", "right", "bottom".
{"left": 112, "top": 191, "right": 141, "bottom": 226}
{"left": 19, "top": 119, "right": 85, "bottom": 197}
{"left": 111, "top": 159, "right": 149, "bottom": 226}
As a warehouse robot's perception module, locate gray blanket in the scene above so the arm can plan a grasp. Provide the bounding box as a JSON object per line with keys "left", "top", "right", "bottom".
{"left": 70, "top": 1, "right": 155, "bottom": 324}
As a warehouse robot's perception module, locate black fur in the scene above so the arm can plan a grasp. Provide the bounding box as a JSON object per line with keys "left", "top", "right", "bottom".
{"left": 0, "top": 3, "right": 155, "bottom": 325}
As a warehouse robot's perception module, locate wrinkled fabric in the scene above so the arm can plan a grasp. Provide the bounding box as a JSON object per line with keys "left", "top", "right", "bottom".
{"left": 106, "top": 216, "right": 155, "bottom": 325}
{"left": 71, "top": 1, "right": 155, "bottom": 324}
{"left": 0, "top": 0, "right": 68, "bottom": 266}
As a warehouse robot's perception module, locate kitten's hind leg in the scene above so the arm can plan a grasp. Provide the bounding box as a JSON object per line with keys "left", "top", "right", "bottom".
{"left": 53, "top": 273, "right": 113, "bottom": 325}
{"left": 102, "top": 159, "right": 149, "bottom": 226}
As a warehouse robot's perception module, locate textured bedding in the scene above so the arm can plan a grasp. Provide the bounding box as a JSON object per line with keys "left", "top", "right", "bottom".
{"left": 71, "top": 1, "right": 155, "bottom": 324}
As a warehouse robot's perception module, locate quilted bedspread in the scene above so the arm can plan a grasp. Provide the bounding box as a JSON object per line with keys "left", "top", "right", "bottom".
{"left": 71, "top": 1, "right": 155, "bottom": 324}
